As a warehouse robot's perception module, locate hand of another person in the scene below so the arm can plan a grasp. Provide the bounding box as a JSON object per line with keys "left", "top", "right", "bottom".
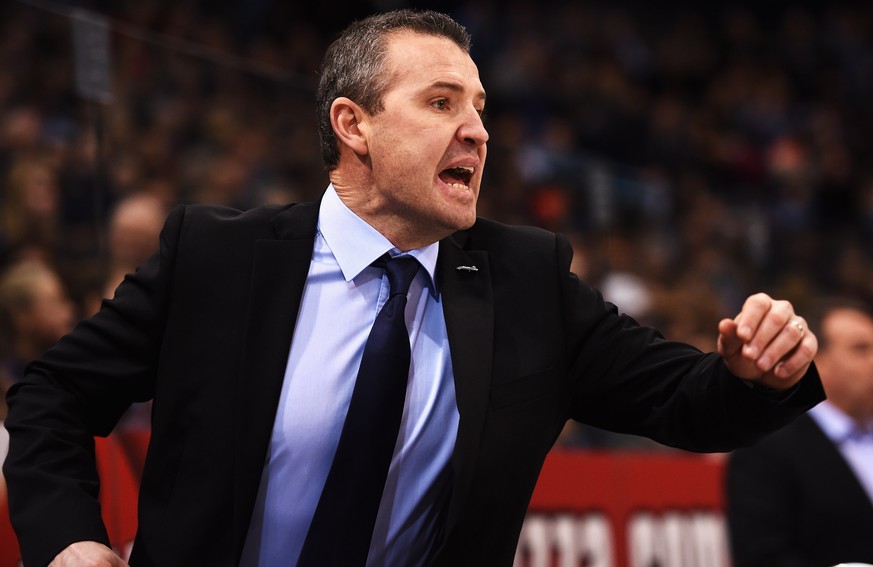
{"left": 717, "top": 293, "right": 818, "bottom": 390}
{"left": 48, "top": 541, "right": 129, "bottom": 567}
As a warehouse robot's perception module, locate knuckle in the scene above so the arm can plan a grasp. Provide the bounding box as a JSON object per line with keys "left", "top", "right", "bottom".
{"left": 772, "top": 300, "right": 793, "bottom": 319}
{"left": 796, "top": 341, "right": 815, "bottom": 360}
{"left": 746, "top": 293, "right": 765, "bottom": 308}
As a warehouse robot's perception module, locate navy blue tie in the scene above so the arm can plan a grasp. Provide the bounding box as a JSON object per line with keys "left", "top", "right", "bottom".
{"left": 297, "top": 254, "right": 421, "bottom": 566}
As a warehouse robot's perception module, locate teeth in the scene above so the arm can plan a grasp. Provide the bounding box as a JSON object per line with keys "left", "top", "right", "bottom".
{"left": 449, "top": 182, "right": 469, "bottom": 190}
{"left": 456, "top": 166, "right": 474, "bottom": 174}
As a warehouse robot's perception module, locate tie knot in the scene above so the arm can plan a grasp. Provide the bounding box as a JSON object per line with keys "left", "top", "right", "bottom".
{"left": 377, "top": 255, "right": 420, "bottom": 297}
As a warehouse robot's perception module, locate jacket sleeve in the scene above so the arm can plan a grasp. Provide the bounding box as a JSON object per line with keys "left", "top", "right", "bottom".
{"left": 556, "top": 234, "right": 824, "bottom": 452}
{"left": 2, "top": 205, "right": 187, "bottom": 567}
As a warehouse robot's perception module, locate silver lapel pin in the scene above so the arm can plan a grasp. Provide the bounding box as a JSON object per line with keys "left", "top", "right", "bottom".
{"left": 456, "top": 265, "right": 479, "bottom": 272}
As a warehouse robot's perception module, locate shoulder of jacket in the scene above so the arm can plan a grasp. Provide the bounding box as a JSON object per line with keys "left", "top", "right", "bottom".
{"left": 172, "top": 202, "right": 294, "bottom": 225}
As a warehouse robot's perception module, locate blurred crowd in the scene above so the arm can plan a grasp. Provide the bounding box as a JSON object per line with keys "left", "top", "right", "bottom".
{"left": 1, "top": 1, "right": 872, "bottom": 442}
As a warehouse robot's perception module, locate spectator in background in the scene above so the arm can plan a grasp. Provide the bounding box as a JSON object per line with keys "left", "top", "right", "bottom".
{"left": 0, "top": 260, "right": 74, "bottom": 385}
{"left": 726, "top": 297, "right": 873, "bottom": 566}
{"left": 103, "top": 192, "right": 169, "bottom": 300}
{"left": 0, "top": 155, "right": 62, "bottom": 265}
{"left": 101, "top": 192, "right": 169, "bottom": 431}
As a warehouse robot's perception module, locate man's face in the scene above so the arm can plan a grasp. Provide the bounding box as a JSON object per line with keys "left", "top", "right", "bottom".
{"left": 16, "top": 273, "right": 74, "bottom": 352}
{"left": 817, "top": 308, "right": 873, "bottom": 422}
{"left": 360, "top": 32, "right": 488, "bottom": 245}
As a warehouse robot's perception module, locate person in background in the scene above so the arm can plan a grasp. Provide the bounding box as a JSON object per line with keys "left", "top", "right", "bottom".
{"left": 5, "top": 10, "right": 822, "bottom": 567}
{"left": 103, "top": 192, "right": 169, "bottom": 301}
{"left": 0, "top": 259, "right": 74, "bottom": 388}
{"left": 726, "top": 297, "right": 873, "bottom": 567}
{"left": 101, "top": 192, "right": 169, "bottom": 431}
{"left": 0, "top": 155, "right": 62, "bottom": 265}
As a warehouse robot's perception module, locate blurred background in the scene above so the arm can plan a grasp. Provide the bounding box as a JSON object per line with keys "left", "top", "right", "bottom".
{"left": 3, "top": 0, "right": 872, "bottom": 448}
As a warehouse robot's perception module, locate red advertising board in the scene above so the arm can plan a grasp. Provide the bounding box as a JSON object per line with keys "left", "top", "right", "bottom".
{"left": 520, "top": 451, "right": 729, "bottom": 567}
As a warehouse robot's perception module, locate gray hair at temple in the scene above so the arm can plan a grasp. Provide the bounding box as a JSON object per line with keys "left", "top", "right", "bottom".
{"left": 316, "top": 9, "right": 472, "bottom": 170}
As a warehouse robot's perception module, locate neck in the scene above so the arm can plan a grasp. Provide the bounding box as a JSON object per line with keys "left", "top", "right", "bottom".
{"left": 330, "top": 175, "right": 449, "bottom": 252}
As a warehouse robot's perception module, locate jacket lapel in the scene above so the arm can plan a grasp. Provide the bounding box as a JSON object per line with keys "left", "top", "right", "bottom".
{"left": 232, "top": 201, "right": 319, "bottom": 557}
{"left": 437, "top": 231, "right": 494, "bottom": 535}
{"left": 801, "top": 415, "right": 873, "bottom": 514}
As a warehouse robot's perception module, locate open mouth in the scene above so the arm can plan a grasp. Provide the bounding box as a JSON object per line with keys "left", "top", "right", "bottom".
{"left": 438, "top": 166, "right": 474, "bottom": 189}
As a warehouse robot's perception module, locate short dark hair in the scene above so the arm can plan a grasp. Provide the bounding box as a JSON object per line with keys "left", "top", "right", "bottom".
{"left": 316, "top": 9, "right": 472, "bottom": 170}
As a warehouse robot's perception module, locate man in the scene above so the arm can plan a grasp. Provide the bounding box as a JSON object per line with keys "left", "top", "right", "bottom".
{"left": 103, "top": 192, "right": 169, "bottom": 301}
{"left": 0, "top": 259, "right": 75, "bottom": 390}
{"left": 4, "top": 10, "right": 823, "bottom": 567}
{"left": 727, "top": 299, "right": 873, "bottom": 566}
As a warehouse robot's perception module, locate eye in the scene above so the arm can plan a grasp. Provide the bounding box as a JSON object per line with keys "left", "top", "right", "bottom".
{"left": 432, "top": 98, "right": 449, "bottom": 111}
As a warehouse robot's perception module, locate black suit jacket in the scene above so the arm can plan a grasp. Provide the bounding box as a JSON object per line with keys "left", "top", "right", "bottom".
{"left": 727, "top": 413, "right": 873, "bottom": 567}
{"left": 4, "top": 201, "right": 824, "bottom": 566}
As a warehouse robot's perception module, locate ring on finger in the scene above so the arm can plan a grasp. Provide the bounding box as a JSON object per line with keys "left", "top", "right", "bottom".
{"left": 793, "top": 320, "right": 804, "bottom": 337}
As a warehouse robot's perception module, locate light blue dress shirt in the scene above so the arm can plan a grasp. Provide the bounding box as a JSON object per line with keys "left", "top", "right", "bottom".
{"left": 240, "top": 185, "right": 460, "bottom": 566}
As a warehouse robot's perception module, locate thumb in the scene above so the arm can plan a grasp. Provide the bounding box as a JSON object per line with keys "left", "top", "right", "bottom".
{"left": 717, "top": 318, "right": 742, "bottom": 359}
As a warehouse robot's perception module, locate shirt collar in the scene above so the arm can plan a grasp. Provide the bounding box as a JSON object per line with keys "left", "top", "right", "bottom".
{"left": 318, "top": 184, "right": 439, "bottom": 292}
{"left": 809, "top": 400, "right": 872, "bottom": 443}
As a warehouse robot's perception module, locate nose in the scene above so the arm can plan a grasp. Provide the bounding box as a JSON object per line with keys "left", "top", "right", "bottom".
{"left": 458, "top": 108, "right": 489, "bottom": 147}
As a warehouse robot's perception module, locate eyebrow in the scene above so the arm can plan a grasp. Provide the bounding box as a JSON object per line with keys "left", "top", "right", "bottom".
{"left": 428, "top": 80, "right": 487, "bottom": 104}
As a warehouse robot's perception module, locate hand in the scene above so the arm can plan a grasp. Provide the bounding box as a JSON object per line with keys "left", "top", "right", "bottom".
{"left": 717, "top": 293, "right": 817, "bottom": 390}
{"left": 49, "top": 541, "right": 129, "bottom": 567}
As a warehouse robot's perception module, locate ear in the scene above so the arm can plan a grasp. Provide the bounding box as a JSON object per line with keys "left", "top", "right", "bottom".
{"left": 330, "top": 97, "right": 369, "bottom": 159}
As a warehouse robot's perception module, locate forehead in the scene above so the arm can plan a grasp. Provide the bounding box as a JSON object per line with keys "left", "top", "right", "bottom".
{"left": 382, "top": 31, "right": 484, "bottom": 94}
{"left": 824, "top": 309, "right": 873, "bottom": 342}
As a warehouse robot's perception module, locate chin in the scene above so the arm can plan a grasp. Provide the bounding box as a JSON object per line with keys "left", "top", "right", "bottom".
{"left": 429, "top": 199, "right": 478, "bottom": 235}
{"left": 459, "top": 214, "right": 477, "bottom": 230}
{"left": 450, "top": 211, "right": 477, "bottom": 233}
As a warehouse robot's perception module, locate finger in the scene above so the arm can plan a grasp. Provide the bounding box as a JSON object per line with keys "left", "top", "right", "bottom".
{"left": 771, "top": 323, "right": 817, "bottom": 379}
{"left": 752, "top": 312, "right": 805, "bottom": 372}
{"left": 734, "top": 292, "right": 774, "bottom": 342}
{"left": 49, "top": 541, "right": 128, "bottom": 567}
{"left": 741, "top": 298, "right": 794, "bottom": 361}
{"left": 719, "top": 317, "right": 766, "bottom": 380}
{"left": 717, "top": 318, "right": 742, "bottom": 358}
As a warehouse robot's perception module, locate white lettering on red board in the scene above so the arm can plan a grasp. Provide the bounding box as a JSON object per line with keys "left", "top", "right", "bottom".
{"left": 514, "top": 511, "right": 728, "bottom": 567}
